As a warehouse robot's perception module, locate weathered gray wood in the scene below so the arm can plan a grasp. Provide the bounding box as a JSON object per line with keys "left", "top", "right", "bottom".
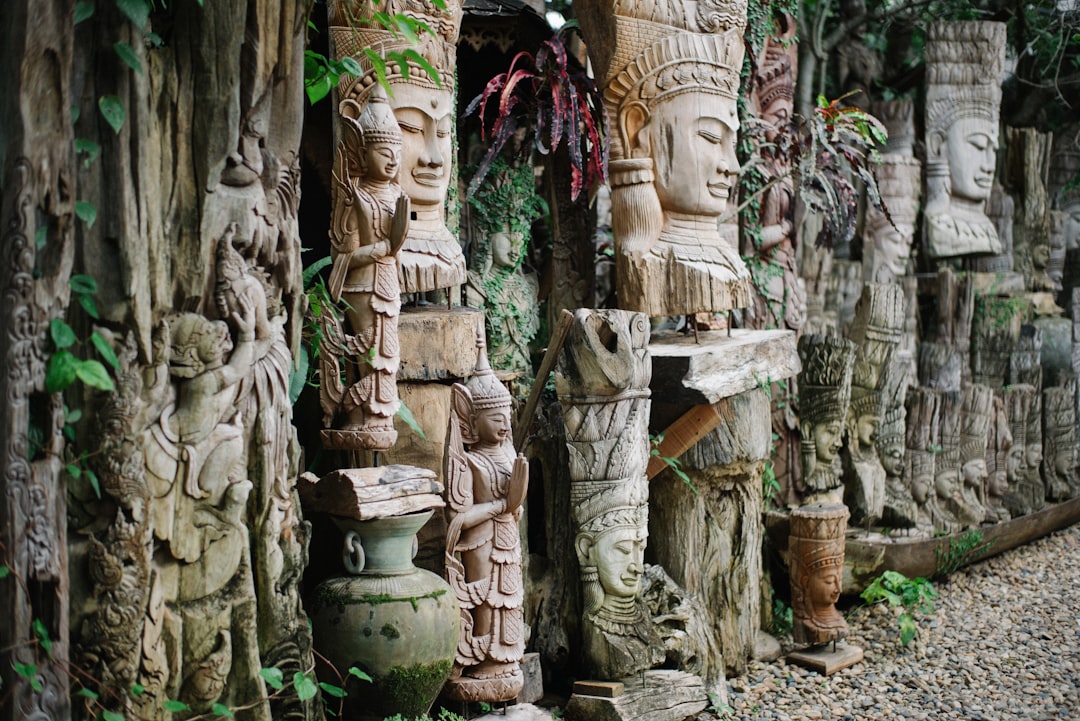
{"left": 564, "top": 670, "right": 708, "bottom": 721}
{"left": 0, "top": 2, "right": 75, "bottom": 717}
{"left": 648, "top": 329, "right": 800, "bottom": 405}
{"left": 398, "top": 306, "right": 485, "bottom": 381}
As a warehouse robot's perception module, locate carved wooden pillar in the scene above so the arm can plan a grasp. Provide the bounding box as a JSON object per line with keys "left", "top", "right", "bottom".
{"left": 0, "top": 2, "right": 75, "bottom": 718}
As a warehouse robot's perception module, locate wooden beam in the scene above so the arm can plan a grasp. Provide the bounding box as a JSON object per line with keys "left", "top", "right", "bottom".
{"left": 515, "top": 308, "right": 574, "bottom": 451}
{"left": 646, "top": 403, "right": 724, "bottom": 479}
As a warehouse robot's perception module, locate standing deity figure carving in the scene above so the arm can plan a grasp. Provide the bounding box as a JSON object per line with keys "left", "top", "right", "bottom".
{"left": 331, "top": 0, "right": 466, "bottom": 294}
{"left": 935, "top": 390, "right": 979, "bottom": 530}
{"left": 863, "top": 158, "right": 921, "bottom": 285}
{"left": 877, "top": 357, "right": 917, "bottom": 528}
{"left": 789, "top": 503, "right": 850, "bottom": 646}
{"left": 444, "top": 335, "right": 527, "bottom": 702}
{"left": 747, "top": 13, "right": 805, "bottom": 331}
{"left": 1000, "top": 385, "right": 1035, "bottom": 518}
{"left": 842, "top": 284, "right": 904, "bottom": 526}
{"left": 984, "top": 393, "right": 1013, "bottom": 522}
{"left": 922, "top": 22, "right": 1006, "bottom": 260}
{"left": 905, "top": 387, "right": 945, "bottom": 535}
{"left": 554, "top": 309, "right": 663, "bottom": 679}
{"left": 797, "top": 334, "right": 857, "bottom": 504}
{"left": 576, "top": 0, "right": 753, "bottom": 317}
{"left": 1043, "top": 381, "right": 1080, "bottom": 501}
{"left": 320, "top": 87, "right": 409, "bottom": 452}
{"left": 958, "top": 383, "right": 993, "bottom": 525}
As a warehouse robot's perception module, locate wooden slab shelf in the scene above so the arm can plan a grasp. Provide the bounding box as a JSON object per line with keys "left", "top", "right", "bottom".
{"left": 648, "top": 329, "right": 800, "bottom": 405}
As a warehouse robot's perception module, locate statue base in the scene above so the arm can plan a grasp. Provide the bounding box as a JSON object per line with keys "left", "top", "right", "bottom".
{"left": 445, "top": 667, "right": 524, "bottom": 703}
{"left": 564, "top": 670, "right": 708, "bottom": 721}
{"left": 787, "top": 642, "right": 864, "bottom": 675}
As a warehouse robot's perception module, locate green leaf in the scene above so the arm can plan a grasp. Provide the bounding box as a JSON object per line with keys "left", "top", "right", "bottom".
{"left": 46, "top": 350, "right": 80, "bottom": 393}
{"left": 130, "top": 682, "right": 145, "bottom": 697}
{"left": 78, "top": 293, "right": 100, "bottom": 319}
{"left": 288, "top": 346, "right": 309, "bottom": 405}
{"left": 306, "top": 73, "right": 333, "bottom": 105}
{"left": 13, "top": 662, "right": 36, "bottom": 679}
{"left": 32, "top": 618, "right": 53, "bottom": 657}
{"left": 319, "top": 681, "right": 346, "bottom": 698}
{"left": 35, "top": 226, "right": 47, "bottom": 250}
{"left": 339, "top": 56, "right": 363, "bottom": 78}
{"left": 396, "top": 400, "right": 427, "bottom": 440}
{"left": 0, "top": 565, "right": 10, "bottom": 578}
{"left": 293, "top": 672, "right": 318, "bottom": 701}
{"left": 50, "top": 318, "right": 77, "bottom": 349}
{"left": 86, "top": 469, "right": 102, "bottom": 499}
{"left": 259, "top": 666, "right": 284, "bottom": 690}
{"left": 66, "top": 463, "right": 82, "bottom": 479}
{"left": 98, "top": 95, "right": 126, "bottom": 135}
{"left": 75, "top": 138, "right": 101, "bottom": 168}
{"left": 113, "top": 41, "right": 143, "bottom": 74}
{"left": 74, "top": 1, "right": 94, "bottom": 24}
{"left": 76, "top": 687, "right": 100, "bottom": 700}
{"left": 302, "top": 255, "right": 334, "bottom": 289}
{"left": 76, "top": 359, "right": 115, "bottom": 392}
{"left": 899, "top": 613, "right": 917, "bottom": 646}
{"left": 91, "top": 331, "right": 121, "bottom": 370}
{"left": 211, "top": 703, "right": 234, "bottom": 718}
{"left": 102, "top": 711, "right": 125, "bottom": 721}
{"left": 347, "top": 666, "right": 372, "bottom": 683}
{"left": 75, "top": 200, "right": 98, "bottom": 229}
{"left": 115, "top": 0, "right": 150, "bottom": 29}
{"left": 163, "top": 699, "right": 190, "bottom": 712}
{"left": 70, "top": 274, "right": 99, "bottom": 294}
{"left": 401, "top": 49, "right": 439, "bottom": 87}
{"left": 71, "top": 104, "right": 81, "bottom": 123}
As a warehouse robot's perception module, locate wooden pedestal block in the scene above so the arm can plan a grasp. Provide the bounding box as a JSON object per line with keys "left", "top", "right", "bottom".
{"left": 564, "top": 671, "right": 708, "bottom": 721}
{"left": 787, "top": 643, "right": 864, "bottom": 675}
{"left": 398, "top": 306, "right": 484, "bottom": 380}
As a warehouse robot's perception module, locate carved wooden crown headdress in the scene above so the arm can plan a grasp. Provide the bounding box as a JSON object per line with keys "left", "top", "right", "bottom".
{"left": 798, "top": 334, "right": 856, "bottom": 426}
{"left": 790, "top": 503, "right": 848, "bottom": 572}
{"left": 465, "top": 330, "right": 512, "bottom": 411}
{"left": 341, "top": 85, "right": 403, "bottom": 147}
{"left": 570, "top": 479, "right": 649, "bottom": 536}
{"left": 1002, "top": 385, "right": 1031, "bottom": 448}
{"left": 925, "top": 21, "right": 1006, "bottom": 130}
{"left": 754, "top": 41, "right": 793, "bottom": 111}
{"left": 865, "top": 157, "right": 922, "bottom": 229}
{"left": 960, "top": 383, "right": 993, "bottom": 462}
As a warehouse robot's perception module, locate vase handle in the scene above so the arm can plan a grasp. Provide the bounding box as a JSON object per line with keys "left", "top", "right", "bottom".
{"left": 343, "top": 530, "right": 366, "bottom": 574}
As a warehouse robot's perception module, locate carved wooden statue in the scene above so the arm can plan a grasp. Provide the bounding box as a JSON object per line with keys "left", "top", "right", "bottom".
{"left": 971, "top": 295, "right": 1022, "bottom": 390}
{"left": 863, "top": 157, "right": 921, "bottom": 284}
{"left": 747, "top": 13, "right": 805, "bottom": 331}
{"left": 843, "top": 284, "right": 905, "bottom": 526}
{"left": 958, "top": 383, "right": 993, "bottom": 525}
{"left": 331, "top": 0, "right": 466, "bottom": 294}
{"left": 906, "top": 387, "right": 943, "bottom": 535}
{"left": 870, "top": 98, "right": 916, "bottom": 156}
{"left": 797, "top": 334, "right": 857, "bottom": 503}
{"left": 576, "top": 0, "right": 753, "bottom": 316}
{"left": 444, "top": 335, "right": 527, "bottom": 702}
{"left": 973, "top": 184, "right": 1017, "bottom": 274}
{"left": 933, "top": 390, "right": 970, "bottom": 531}
{"left": 878, "top": 357, "right": 917, "bottom": 528}
{"left": 1006, "top": 128, "right": 1054, "bottom": 292}
{"left": 789, "top": 503, "right": 850, "bottom": 645}
{"left": 984, "top": 393, "right": 1013, "bottom": 522}
{"left": 554, "top": 309, "right": 664, "bottom": 680}
{"left": 1048, "top": 124, "right": 1080, "bottom": 295}
{"left": 923, "top": 21, "right": 1006, "bottom": 259}
{"left": 320, "top": 87, "right": 409, "bottom": 452}
{"left": 1043, "top": 380, "right": 1080, "bottom": 501}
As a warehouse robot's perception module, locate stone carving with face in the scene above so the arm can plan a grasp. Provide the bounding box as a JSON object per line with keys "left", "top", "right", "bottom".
{"left": 1042, "top": 383, "right": 1080, "bottom": 501}
{"left": 863, "top": 157, "right": 921, "bottom": 284}
{"left": 331, "top": 0, "right": 467, "bottom": 294}
{"left": 957, "top": 383, "right": 993, "bottom": 525}
{"left": 789, "top": 503, "right": 850, "bottom": 646}
{"left": 576, "top": 0, "right": 753, "bottom": 317}
{"left": 923, "top": 22, "right": 1006, "bottom": 260}
{"left": 798, "top": 334, "right": 857, "bottom": 503}
{"left": 984, "top": 394, "right": 1013, "bottom": 521}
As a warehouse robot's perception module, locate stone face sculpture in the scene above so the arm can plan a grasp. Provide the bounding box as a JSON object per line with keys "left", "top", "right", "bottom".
{"left": 923, "top": 21, "right": 1006, "bottom": 259}
{"left": 747, "top": 13, "right": 805, "bottom": 331}
{"left": 1043, "top": 380, "right": 1080, "bottom": 501}
{"left": 320, "top": 88, "right": 408, "bottom": 452}
{"left": 984, "top": 394, "right": 1013, "bottom": 522}
{"left": 958, "top": 383, "right": 993, "bottom": 525}
{"left": 842, "top": 284, "right": 905, "bottom": 526}
{"left": 863, "top": 157, "right": 921, "bottom": 284}
{"left": 444, "top": 337, "right": 527, "bottom": 702}
{"left": 331, "top": 0, "right": 466, "bottom": 293}
{"left": 789, "top": 502, "right": 850, "bottom": 645}
{"left": 554, "top": 309, "right": 664, "bottom": 679}
{"left": 576, "top": 0, "right": 753, "bottom": 316}
{"left": 798, "top": 334, "right": 857, "bottom": 503}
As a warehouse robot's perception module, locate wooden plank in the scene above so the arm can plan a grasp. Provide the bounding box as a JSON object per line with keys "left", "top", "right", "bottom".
{"left": 298, "top": 466, "right": 442, "bottom": 520}
{"left": 646, "top": 403, "right": 723, "bottom": 479}
{"left": 573, "top": 681, "right": 624, "bottom": 698}
{"left": 788, "top": 644, "right": 864, "bottom": 675}
{"left": 514, "top": 308, "right": 574, "bottom": 451}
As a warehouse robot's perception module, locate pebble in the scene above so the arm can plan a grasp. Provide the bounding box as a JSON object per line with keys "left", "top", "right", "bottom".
{"left": 715, "top": 525, "right": 1080, "bottom": 720}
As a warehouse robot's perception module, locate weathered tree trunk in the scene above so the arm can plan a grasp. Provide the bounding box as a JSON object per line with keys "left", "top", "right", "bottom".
{"left": 0, "top": 2, "right": 76, "bottom": 719}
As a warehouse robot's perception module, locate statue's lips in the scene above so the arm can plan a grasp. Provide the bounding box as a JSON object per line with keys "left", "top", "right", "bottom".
{"left": 707, "top": 182, "right": 731, "bottom": 198}
{"left": 411, "top": 172, "right": 443, "bottom": 187}
{"left": 975, "top": 176, "right": 993, "bottom": 188}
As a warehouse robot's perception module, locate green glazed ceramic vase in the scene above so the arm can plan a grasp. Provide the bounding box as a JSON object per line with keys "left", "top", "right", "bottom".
{"left": 311, "top": 510, "right": 459, "bottom": 721}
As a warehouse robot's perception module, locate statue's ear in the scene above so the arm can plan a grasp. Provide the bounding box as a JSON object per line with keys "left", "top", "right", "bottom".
{"left": 340, "top": 98, "right": 363, "bottom": 121}
{"left": 620, "top": 101, "right": 650, "bottom": 158}
{"left": 926, "top": 128, "right": 946, "bottom": 161}
{"left": 451, "top": 383, "right": 478, "bottom": 445}
{"left": 575, "top": 535, "right": 594, "bottom": 566}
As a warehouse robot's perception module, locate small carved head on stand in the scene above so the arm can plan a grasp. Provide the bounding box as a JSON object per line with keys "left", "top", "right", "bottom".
{"left": 789, "top": 502, "right": 850, "bottom": 646}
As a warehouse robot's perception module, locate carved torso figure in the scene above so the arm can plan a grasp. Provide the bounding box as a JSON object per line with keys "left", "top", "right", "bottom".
{"left": 984, "top": 393, "right": 1013, "bottom": 522}
{"left": 789, "top": 503, "right": 850, "bottom": 645}
{"left": 798, "top": 334, "right": 857, "bottom": 503}
{"left": 906, "top": 387, "right": 943, "bottom": 535}
{"left": 444, "top": 338, "right": 526, "bottom": 702}
{"left": 320, "top": 88, "right": 409, "bottom": 451}
{"left": 331, "top": 0, "right": 466, "bottom": 294}
{"left": 922, "top": 22, "right": 1006, "bottom": 260}
{"left": 958, "top": 383, "right": 993, "bottom": 525}
{"left": 576, "top": 0, "right": 753, "bottom": 317}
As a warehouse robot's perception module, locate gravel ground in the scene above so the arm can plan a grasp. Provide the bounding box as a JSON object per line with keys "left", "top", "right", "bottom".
{"left": 720, "top": 524, "right": 1080, "bottom": 721}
